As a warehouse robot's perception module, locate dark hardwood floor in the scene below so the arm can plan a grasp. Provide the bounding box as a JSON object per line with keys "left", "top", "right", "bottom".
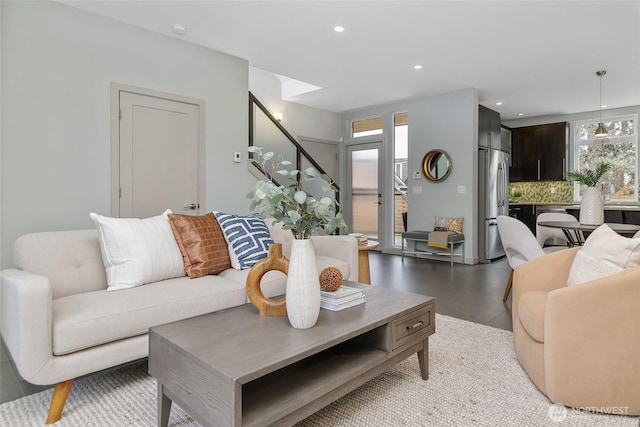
{"left": 369, "top": 252, "right": 513, "bottom": 330}
{"left": 0, "top": 252, "right": 513, "bottom": 404}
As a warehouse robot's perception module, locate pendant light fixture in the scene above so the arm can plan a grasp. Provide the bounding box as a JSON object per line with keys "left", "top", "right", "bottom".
{"left": 594, "top": 70, "right": 608, "bottom": 137}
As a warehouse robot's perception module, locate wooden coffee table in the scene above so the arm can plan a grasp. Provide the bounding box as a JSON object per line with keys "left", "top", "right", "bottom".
{"left": 149, "top": 283, "right": 435, "bottom": 427}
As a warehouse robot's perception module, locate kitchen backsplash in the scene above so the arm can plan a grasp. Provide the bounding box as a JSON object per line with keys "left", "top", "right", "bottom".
{"left": 508, "top": 181, "right": 573, "bottom": 203}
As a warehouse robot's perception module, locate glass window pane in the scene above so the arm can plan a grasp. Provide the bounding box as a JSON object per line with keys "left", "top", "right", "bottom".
{"left": 577, "top": 141, "right": 637, "bottom": 202}
{"left": 574, "top": 114, "right": 638, "bottom": 203}
{"left": 393, "top": 112, "right": 408, "bottom": 247}
{"left": 577, "top": 118, "right": 635, "bottom": 140}
{"left": 352, "top": 117, "right": 382, "bottom": 138}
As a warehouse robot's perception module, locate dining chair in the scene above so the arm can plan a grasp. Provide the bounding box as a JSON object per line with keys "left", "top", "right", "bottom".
{"left": 497, "top": 215, "right": 559, "bottom": 302}
{"left": 536, "top": 212, "right": 582, "bottom": 249}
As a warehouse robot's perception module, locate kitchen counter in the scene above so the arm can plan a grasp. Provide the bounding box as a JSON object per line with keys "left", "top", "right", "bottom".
{"left": 509, "top": 202, "right": 640, "bottom": 211}
{"left": 508, "top": 202, "right": 640, "bottom": 231}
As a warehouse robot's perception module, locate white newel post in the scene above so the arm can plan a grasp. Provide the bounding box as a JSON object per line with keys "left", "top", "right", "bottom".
{"left": 286, "top": 239, "right": 321, "bottom": 329}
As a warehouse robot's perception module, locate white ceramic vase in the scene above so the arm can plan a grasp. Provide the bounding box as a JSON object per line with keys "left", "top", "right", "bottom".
{"left": 580, "top": 186, "right": 604, "bottom": 225}
{"left": 286, "top": 239, "right": 321, "bottom": 329}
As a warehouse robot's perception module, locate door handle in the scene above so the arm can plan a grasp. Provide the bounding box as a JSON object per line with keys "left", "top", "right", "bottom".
{"left": 184, "top": 203, "right": 197, "bottom": 210}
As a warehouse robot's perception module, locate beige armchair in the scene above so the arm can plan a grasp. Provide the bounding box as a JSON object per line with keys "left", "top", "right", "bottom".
{"left": 512, "top": 247, "right": 640, "bottom": 415}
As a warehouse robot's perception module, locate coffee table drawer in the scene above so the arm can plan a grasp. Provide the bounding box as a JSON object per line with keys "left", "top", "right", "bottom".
{"left": 391, "top": 305, "right": 434, "bottom": 350}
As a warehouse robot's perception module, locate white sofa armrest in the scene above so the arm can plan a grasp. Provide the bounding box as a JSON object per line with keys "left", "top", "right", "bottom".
{"left": 311, "top": 235, "right": 359, "bottom": 281}
{"left": 1, "top": 269, "right": 53, "bottom": 383}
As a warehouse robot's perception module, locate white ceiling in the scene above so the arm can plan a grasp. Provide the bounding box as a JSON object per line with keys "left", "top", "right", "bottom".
{"left": 62, "top": 1, "right": 640, "bottom": 119}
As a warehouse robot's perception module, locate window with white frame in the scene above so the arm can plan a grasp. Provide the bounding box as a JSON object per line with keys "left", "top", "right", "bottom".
{"left": 574, "top": 114, "right": 638, "bottom": 202}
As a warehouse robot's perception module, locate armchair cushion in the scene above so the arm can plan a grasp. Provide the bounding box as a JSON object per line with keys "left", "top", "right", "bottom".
{"left": 517, "top": 291, "right": 546, "bottom": 343}
{"left": 567, "top": 224, "right": 640, "bottom": 286}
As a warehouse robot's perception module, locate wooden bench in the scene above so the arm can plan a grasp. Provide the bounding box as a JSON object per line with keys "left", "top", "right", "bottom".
{"left": 401, "top": 230, "right": 465, "bottom": 267}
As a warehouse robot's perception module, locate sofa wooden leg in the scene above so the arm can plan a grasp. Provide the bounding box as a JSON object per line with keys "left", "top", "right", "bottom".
{"left": 46, "top": 379, "right": 74, "bottom": 424}
{"left": 502, "top": 270, "right": 514, "bottom": 302}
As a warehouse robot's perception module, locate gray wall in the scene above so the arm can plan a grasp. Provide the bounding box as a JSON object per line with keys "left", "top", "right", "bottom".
{"left": 249, "top": 67, "right": 342, "bottom": 145}
{"left": 342, "top": 88, "right": 479, "bottom": 262}
{"left": 0, "top": 2, "right": 252, "bottom": 268}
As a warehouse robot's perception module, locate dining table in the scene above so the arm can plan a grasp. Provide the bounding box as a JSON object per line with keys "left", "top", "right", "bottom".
{"left": 537, "top": 221, "right": 640, "bottom": 247}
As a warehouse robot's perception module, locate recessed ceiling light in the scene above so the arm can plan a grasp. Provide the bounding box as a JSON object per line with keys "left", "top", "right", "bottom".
{"left": 517, "top": 113, "right": 524, "bottom": 116}
{"left": 496, "top": 102, "right": 503, "bottom": 106}
{"left": 601, "top": 104, "right": 608, "bottom": 108}
{"left": 414, "top": 65, "right": 422, "bottom": 70}
{"left": 171, "top": 24, "right": 188, "bottom": 36}
{"left": 334, "top": 26, "right": 345, "bottom": 33}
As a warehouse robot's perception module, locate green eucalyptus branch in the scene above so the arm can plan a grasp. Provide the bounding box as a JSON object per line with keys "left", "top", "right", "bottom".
{"left": 247, "top": 147, "right": 346, "bottom": 239}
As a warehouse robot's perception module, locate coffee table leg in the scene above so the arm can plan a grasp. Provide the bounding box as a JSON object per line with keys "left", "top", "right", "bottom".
{"left": 417, "top": 339, "right": 429, "bottom": 380}
{"left": 158, "top": 383, "right": 172, "bottom": 427}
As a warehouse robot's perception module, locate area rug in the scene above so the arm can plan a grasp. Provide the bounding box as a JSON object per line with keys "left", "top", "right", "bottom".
{"left": 1, "top": 315, "right": 637, "bottom": 426}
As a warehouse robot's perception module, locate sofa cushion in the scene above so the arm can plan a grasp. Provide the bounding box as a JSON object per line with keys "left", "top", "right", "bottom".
{"left": 90, "top": 210, "right": 185, "bottom": 291}
{"left": 214, "top": 212, "right": 273, "bottom": 270}
{"left": 52, "top": 275, "right": 247, "bottom": 355}
{"left": 168, "top": 213, "right": 231, "bottom": 278}
{"left": 14, "top": 230, "right": 107, "bottom": 299}
{"left": 567, "top": 224, "right": 640, "bottom": 286}
{"left": 518, "top": 291, "right": 547, "bottom": 343}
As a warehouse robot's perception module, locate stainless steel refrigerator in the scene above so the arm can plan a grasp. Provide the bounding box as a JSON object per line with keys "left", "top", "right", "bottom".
{"left": 478, "top": 147, "right": 509, "bottom": 263}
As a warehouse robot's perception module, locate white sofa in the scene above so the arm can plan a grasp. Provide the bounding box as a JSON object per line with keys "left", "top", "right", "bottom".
{"left": 0, "top": 221, "right": 358, "bottom": 423}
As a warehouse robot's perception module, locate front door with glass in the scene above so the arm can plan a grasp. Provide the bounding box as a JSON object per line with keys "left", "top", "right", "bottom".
{"left": 346, "top": 142, "right": 383, "bottom": 244}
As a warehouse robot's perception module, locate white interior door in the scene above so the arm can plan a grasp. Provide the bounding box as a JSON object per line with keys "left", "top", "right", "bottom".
{"left": 298, "top": 137, "right": 340, "bottom": 185}
{"left": 117, "top": 90, "right": 202, "bottom": 218}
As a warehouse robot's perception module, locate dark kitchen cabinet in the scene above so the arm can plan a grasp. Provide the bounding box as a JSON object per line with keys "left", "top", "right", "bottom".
{"left": 478, "top": 105, "right": 504, "bottom": 151}
{"left": 510, "top": 122, "right": 568, "bottom": 182}
{"left": 508, "top": 204, "right": 537, "bottom": 234}
{"left": 510, "top": 127, "right": 538, "bottom": 181}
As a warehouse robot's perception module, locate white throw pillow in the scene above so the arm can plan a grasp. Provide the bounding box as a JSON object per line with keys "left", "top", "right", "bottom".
{"left": 90, "top": 210, "right": 185, "bottom": 291}
{"left": 567, "top": 224, "right": 640, "bottom": 286}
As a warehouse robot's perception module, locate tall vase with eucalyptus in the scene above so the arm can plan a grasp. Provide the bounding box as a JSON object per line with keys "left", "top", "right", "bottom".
{"left": 247, "top": 147, "right": 346, "bottom": 329}
{"left": 567, "top": 162, "right": 611, "bottom": 225}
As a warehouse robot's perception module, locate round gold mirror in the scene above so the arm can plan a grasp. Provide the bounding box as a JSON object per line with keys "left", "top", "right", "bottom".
{"left": 422, "top": 149, "right": 452, "bottom": 182}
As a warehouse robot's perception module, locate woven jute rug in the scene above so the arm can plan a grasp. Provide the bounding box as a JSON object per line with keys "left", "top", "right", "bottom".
{"left": 1, "top": 314, "right": 637, "bottom": 426}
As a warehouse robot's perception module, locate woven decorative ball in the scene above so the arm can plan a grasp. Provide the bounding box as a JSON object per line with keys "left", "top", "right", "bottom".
{"left": 319, "top": 267, "right": 343, "bottom": 291}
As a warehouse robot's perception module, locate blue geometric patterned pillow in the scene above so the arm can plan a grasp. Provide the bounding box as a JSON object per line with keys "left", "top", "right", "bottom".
{"left": 213, "top": 212, "right": 273, "bottom": 270}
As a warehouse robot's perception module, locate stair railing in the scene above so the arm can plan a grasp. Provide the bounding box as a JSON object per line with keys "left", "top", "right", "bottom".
{"left": 248, "top": 92, "right": 340, "bottom": 212}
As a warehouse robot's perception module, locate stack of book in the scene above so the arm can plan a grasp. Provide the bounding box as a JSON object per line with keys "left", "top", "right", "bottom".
{"left": 348, "top": 233, "right": 368, "bottom": 245}
{"left": 320, "top": 284, "right": 366, "bottom": 311}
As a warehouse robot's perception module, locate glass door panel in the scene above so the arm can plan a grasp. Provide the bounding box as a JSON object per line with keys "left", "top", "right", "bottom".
{"left": 347, "top": 143, "right": 382, "bottom": 242}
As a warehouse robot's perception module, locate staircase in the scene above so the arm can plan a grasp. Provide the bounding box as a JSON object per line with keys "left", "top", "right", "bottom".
{"left": 248, "top": 92, "right": 340, "bottom": 209}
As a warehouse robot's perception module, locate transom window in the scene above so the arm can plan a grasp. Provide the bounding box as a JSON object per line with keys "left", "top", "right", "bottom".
{"left": 574, "top": 114, "right": 638, "bottom": 202}
{"left": 352, "top": 117, "right": 382, "bottom": 137}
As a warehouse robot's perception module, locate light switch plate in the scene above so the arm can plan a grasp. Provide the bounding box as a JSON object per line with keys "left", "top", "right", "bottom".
{"left": 233, "top": 152, "right": 242, "bottom": 163}
{"left": 412, "top": 186, "right": 422, "bottom": 194}
{"left": 457, "top": 185, "right": 466, "bottom": 194}
{"left": 413, "top": 171, "right": 421, "bottom": 179}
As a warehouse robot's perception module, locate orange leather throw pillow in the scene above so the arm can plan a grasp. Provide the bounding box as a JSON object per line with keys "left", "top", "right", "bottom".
{"left": 168, "top": 212, "right": 231, "bottom": 278}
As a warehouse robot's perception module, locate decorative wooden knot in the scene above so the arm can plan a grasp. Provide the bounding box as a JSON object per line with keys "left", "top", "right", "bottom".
{"left": 246, "top": 243, "right": 289, "bottom": 316}
{"left": 319, "top": 267, "right": 343, "bottom": 291}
